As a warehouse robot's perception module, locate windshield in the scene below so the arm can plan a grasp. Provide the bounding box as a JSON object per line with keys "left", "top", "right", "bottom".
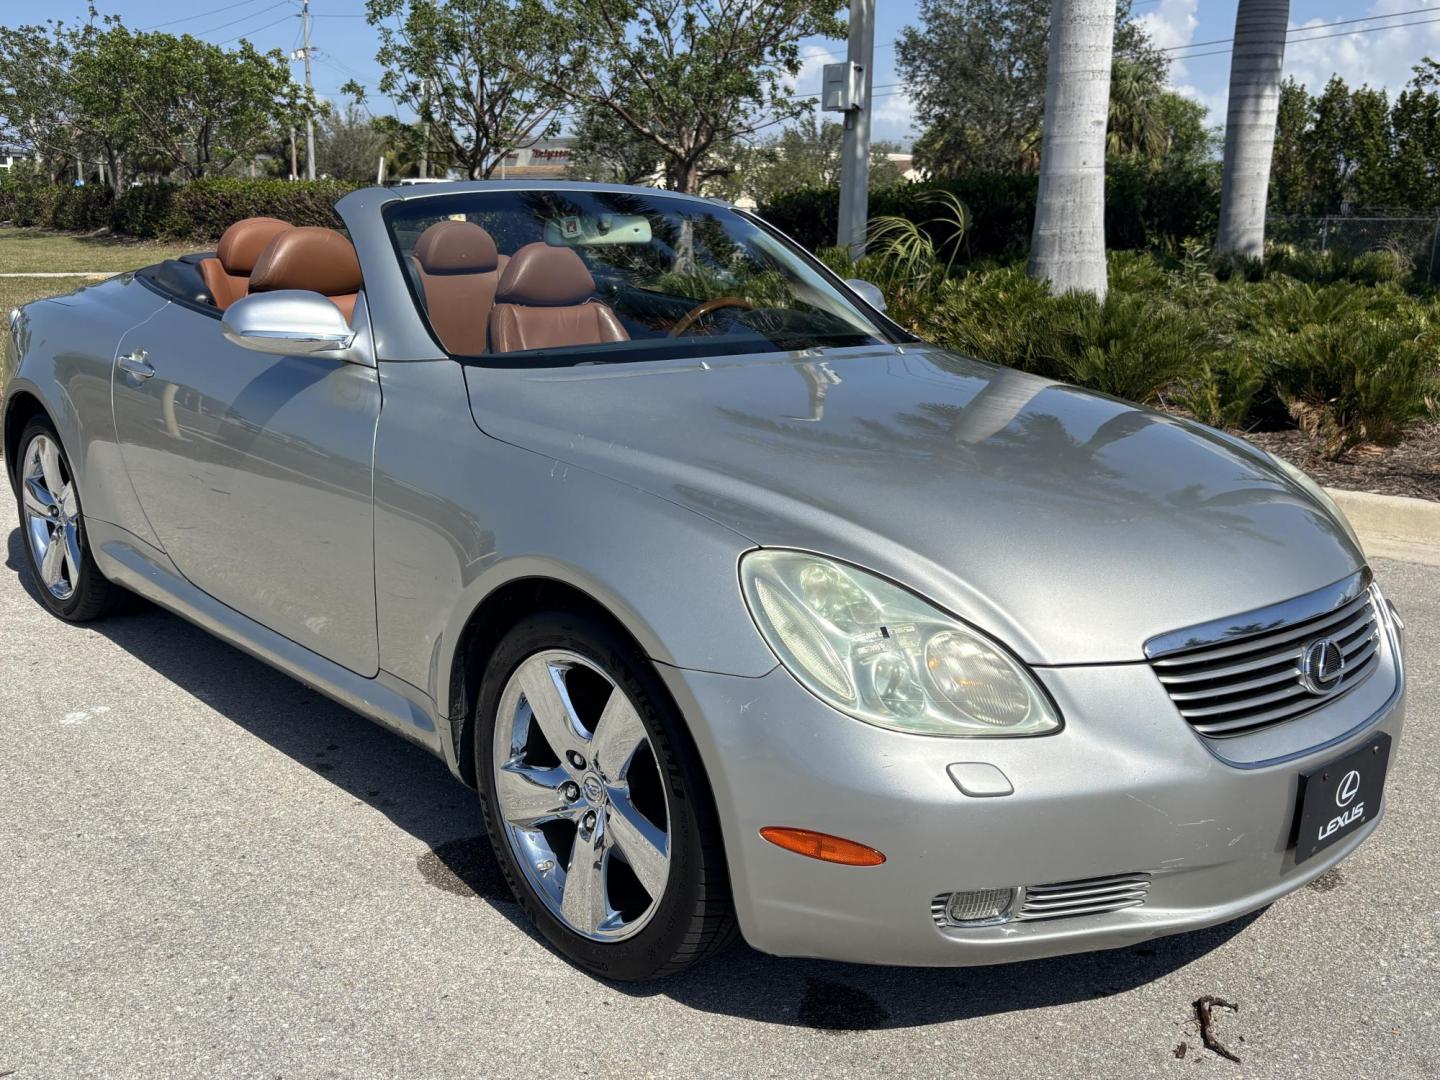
{"left": 383, "top": 189, "right": 893, "bottom": 365}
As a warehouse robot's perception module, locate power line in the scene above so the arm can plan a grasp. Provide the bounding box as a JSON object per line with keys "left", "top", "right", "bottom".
{"left": 1173, "top": 15, "right": 1440, "bottom": 60}
{"left": 139, "top": 0, "right": 278, "bottom": 32}
{"left": 189, "top": 2, "right": 295, "bottom": 40}
{"left": 215, "top": 13, "right": 298, "bottom": 46}
{"left": 1163, "top": 5, "right": 1440, "bottom": 53}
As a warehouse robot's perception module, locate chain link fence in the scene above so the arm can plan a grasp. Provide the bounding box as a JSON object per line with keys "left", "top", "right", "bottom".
{"left": 1269, "top": 212, "right": 1440, "bottom": 282}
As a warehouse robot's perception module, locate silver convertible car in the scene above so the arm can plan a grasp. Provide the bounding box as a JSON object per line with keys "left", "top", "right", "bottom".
{"left": 3, "top": 183, "right": 1407, "bottom": 980}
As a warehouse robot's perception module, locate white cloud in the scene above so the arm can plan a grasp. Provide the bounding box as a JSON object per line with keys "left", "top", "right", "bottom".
{"left": 870, "top": 88, "right": 918, "bottom": 141}
{"left": 1137, "top": 0, "right": 1201, "bottom": 85}
{"left": 1175, "top": 82, "right": 1230, "bottom": 127}
{"left": 785, "top": 43, "right": 836, "bottom": 96}
{"left": 1282, "top": 0, "right": 1440, "bottom": 98}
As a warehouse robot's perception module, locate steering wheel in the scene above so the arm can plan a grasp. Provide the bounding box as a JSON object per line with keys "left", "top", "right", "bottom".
{"left": 668, "top": 296, "right": 754, "bottom": 337}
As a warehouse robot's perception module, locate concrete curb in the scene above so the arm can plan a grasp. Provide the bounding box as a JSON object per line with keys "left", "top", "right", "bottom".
{"left": 1326, "top": 487, "right": 1440, "bottom": 567}
{"left": 0, "top": 272, "right": 115, "bottom": 279}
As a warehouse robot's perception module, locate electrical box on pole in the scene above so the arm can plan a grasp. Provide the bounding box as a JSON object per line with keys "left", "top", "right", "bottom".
{"left": 821, "top": 61, "right": 865, "bottom": 113}
{"left": 833, "top": 0, "right": 876, "bottom": 259}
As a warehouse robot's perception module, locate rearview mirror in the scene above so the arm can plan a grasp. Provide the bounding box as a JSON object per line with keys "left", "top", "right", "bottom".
{"left": 844, "top": 278, "right": 887, "bottom": 313}
{"left": 221, "top": 290, "right": 356, "bottom": 356}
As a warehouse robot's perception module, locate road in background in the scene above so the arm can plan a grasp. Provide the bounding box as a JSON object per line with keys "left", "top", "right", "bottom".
{"left": 0, "top": 533, "right": 1434, "bottom": 1079}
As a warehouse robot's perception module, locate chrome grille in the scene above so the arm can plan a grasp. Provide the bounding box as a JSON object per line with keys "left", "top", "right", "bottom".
{"left": 1149, "top": 587, "right": 1381, "bottom": 739}
{"left": 1015, "top": 873, "right": 1151, "bottom": 921}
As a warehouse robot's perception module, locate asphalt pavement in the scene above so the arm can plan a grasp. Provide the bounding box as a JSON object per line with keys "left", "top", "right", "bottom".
{"left": 0, "top": 528, "right": 1435, "bottom": 1080}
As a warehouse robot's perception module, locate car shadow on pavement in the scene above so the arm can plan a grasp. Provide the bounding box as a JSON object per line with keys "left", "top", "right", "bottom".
{"left": 7, "top": 527, "right": 1266, "bottom": 1031}
{"left": 4, "top": 526, "right": 544, "bottom": 938}
{"left": 615, "top": 910, "right": 1263, "bottom": 1030}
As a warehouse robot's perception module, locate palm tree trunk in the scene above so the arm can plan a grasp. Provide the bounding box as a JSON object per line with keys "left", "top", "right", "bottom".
{"left": 1028, "top": 0, "right": 1115, "bottom": 300}
{"left": 1216, "top": 0, "right": 1290, "bottom": 260}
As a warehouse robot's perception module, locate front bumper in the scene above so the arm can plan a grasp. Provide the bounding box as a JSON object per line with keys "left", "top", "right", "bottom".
{"left": 659, "top": 608, "right": 1406, "bottom": 967}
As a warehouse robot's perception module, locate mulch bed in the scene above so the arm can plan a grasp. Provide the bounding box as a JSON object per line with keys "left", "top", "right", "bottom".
{"left": 1235, "top": 422, "right": 1440, "bottom": 503}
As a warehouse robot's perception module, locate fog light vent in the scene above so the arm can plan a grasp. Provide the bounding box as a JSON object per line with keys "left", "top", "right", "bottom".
{"left": 932, "top": 887, "right": 1016, "bottom": 927}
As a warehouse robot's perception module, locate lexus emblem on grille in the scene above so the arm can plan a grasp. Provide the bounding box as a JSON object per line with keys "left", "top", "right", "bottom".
{"left": 1336, "top": 769, "right": 1362, "bottom": 808}
{"left": 1300, "top": 638, "right": 1346, "bottom": 695}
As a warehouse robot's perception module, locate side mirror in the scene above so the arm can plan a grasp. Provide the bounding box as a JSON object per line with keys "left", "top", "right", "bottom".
{"left": 221, "top": 290, "right": 356, "bottom": 356}
{"left": 845, "top": 278, "right": 887, "bottom": 314}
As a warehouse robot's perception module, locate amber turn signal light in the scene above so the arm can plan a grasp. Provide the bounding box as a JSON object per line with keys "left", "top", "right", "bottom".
{"left": 759, "top": 827, "right": 886, "bottom": 866}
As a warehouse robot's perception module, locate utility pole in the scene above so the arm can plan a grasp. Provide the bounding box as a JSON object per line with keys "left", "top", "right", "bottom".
{"left": 419, "top": 78, "right": 430, "bottom": 179}
{"left": 834, "top": 0, "right": 875, "bottom": 259}
{"left": 297, "top": 0, "right": 317, "bottom": 180}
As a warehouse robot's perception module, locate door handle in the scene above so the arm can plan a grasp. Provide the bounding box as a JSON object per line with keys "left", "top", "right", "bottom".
{"left": 118, "top": 349, "right": 155, "bottom": 378}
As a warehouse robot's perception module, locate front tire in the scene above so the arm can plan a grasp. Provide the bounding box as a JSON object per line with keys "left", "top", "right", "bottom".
{"left": 473, "top": 610, "right": 736, "bottom": 980}
{"left": 11, "top": 416, "right": 120, "bottom": 622}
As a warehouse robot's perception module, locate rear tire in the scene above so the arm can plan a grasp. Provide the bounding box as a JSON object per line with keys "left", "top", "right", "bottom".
{"left": 11, "top": 416, "right": 121, "bottom": 622}
{"left": 472, "top": 610, "right": 737, "bottom": 980}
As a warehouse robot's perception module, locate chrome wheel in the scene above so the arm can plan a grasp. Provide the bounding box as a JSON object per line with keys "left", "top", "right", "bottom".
{"left": 492, "top": 649, "right": 671, "bottom": 942}
{"left": 20, "top": 433, "right": 82, "bottom": 601}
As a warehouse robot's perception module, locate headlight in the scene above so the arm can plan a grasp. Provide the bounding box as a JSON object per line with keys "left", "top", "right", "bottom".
{"left": 740, "top": 550, "right": 1060, "bottom": 736}
{"left": 1273, "top": 456, "right": 1363, "bottom": 553}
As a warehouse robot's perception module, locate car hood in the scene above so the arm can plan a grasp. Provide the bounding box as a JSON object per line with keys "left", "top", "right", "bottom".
{"left": 463, "top": 344, "right": 1364, "bottom": 664}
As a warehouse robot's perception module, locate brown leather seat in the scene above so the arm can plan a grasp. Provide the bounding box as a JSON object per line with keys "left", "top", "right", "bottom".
{"left": 247, "top": 227, "right": 363, "bottom": 322}
{"left": 489, "top": 243, "right": 629, "bottom": 354}
{"left": 411, "top": 220, "right": 508, "bottom": 355}
{"left": 200, "top": 217, "right": 293, "bottom": 310}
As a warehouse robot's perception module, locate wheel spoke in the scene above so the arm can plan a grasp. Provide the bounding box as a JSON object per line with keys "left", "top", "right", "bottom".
{"left": 22, "top": 478, "right": 56, "bottom": 519}
{"left": 592, "top": 687, "right": 647, "bottom": 782}
{"left": 495, "top": 761, "right": 572, "bottom": 829}
{"left": 518, "top": 660, "right": 587, "bottom": 765}
{"left": 39, "top": 530, "right": 65, "bottom": 587}
{"left": 60, "top": 524, "right": 82, "bottom": 586}
{"left": 561, "top": 818, "right": 609, "bottom": 935}
{"left": 57, "top": 482, "right": 78, "bottom": 521}
{"left": 606, "top": 790, "right": 669, "bottom": 900}
{"left": 38, "top": 438, "right": 64, "bottom": 495}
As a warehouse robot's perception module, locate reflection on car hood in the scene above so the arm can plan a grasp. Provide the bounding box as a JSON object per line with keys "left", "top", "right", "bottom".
{"left": 464, "top": 344, "right": 1364, "bottom": 664}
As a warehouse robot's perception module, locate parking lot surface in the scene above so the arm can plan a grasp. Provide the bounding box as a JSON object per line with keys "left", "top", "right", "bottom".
{"left": 0, "top": 532, "right": 1435, "bottom": 1080}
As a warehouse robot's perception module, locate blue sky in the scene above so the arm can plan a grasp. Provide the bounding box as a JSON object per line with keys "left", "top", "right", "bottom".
{"left": 31, "top": 0, "right": 1440, "bottom": 146}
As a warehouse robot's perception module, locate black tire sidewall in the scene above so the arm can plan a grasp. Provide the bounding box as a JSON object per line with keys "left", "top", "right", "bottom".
{"left": 473, "top": 610, "right": 721, "bottom": 981}
{"left": 12, "top": 417, "right": 111, "bottom": 621}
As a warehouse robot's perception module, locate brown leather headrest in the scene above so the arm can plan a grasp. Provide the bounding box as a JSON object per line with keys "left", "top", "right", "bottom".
{"left": 216, "top": 217, "right": 292, "bottom": 275}
{"left": 249, "top": 227, "right": 363, "bottom": 297}
{"left": 495, "top": 243, "right": 595, "bottom": 306}
{"left": 414, "top": 220, "right": 499, "bottom": 274}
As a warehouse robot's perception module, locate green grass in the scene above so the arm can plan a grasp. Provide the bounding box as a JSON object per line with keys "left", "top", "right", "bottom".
{"left": 0, "top": 226, "right": 196, "bottom": 274}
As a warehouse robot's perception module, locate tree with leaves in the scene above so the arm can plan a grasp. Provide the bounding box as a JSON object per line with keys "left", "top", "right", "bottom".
{"left": 316, "top": 103, "right": 388, "bottom": 182}
{"left": 565, "top": 105, "right": 662, "bottom": 185}
{"left": 0, "top": 17, "right": 297, "bottom": 185}
{"left": 1390, "top": 61, "right": 1440, "bottom": 211}
{"left": 121, "top": 34, "right": 301, "bottom": 180}
{"left": 730, "top": 114, "right": 902, "bottom": 205}
{"left": 897, "top": 0, "right": 1161, "bottom": 176}
{"left": 363, "top": 0, "right": 573, "bottom": 180}
{"left": 536, "top": 0, "right": 845, "bottom": 193}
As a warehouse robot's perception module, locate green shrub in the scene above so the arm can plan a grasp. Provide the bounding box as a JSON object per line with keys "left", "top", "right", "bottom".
{"left": 764, "top": 174, "right": 1038, "bottom": 259}
{"left": 915, "top": 261, "right": 1218, "bottom": 404}
{"left": 49, "top": 184, "right": 115, "bottom": 232}
{"left": 112, "top": 183, "right": 178, "bottom": 238}
{"left": 162, "top": 178, "right": 359, "bottom": 240}
{"left": 1258, "top": 315, "right": 1440, "bottom": 454}
{"left": 2, "top": 176, "right": 359, "bottom": 240}
{"left": 1175, "top": 352, "right": 1267, "bottom": 430}
{"left": 763, "top": 166, "right": 1220, "bottom": 260}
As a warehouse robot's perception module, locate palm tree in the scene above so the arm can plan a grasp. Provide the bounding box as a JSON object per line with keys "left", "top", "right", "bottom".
{"left": 1028, "top": 0, "right": 1117, "bottom": 300}
{"left": 1216, "top": 0, "right": 1290, "bottom": 260}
